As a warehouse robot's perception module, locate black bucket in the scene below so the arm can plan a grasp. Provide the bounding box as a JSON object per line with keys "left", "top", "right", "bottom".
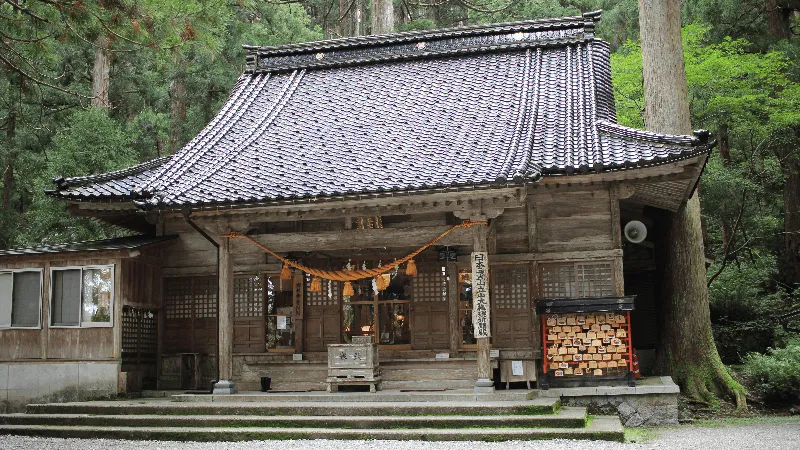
{"left": 260, "top": 376, "right": 271, "bottom": 392}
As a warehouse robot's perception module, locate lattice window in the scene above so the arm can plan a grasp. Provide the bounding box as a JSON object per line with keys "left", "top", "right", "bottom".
{"left": 540, "top": 262, "right": 614, "bottom": 299}
{"left": 164, "top": 278, "right": 192, "bottom": 319}
{"left": 193, "top": 278, "right": 217, "bottom": 318}
{"left": 576, "top": 263, "right": 613, "bottom": 297}
{"left": 413, "top": 265, "right": 448, "bottom": 302}
{"left": 305, "top": 276, "right": 340, "bottom": 306}
{"left": 492, "top": 266, "right": 529, "bottom": 309}
{"left": 122, "top": 307, "right": 138, "bottom": 353}
{"left": 122, "top": 307, "right": 158, "bottom": 356}
{"left": 139, "top": 311, "right": 158, "bottom": 355}
{"left": 234, "top": 275, "right": 263, "bottom": 317}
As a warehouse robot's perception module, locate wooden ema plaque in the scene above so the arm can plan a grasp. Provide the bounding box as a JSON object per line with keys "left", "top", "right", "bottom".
{"left": 541, "top": 311, "right": 633, "bottom": 379}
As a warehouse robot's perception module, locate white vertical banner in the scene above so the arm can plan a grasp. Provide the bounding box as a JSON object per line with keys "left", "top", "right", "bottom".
{"left": 471, "top": 251, "right": 491, "bottom": 338}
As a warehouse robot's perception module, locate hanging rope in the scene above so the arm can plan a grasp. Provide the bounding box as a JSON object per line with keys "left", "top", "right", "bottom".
{"left": 220, "top": 220, "right": 486, "bottom": 282}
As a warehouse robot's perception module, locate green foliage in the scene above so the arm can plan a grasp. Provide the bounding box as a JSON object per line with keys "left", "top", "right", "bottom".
{"left": 742, "top": 340, "right": 800, "bottom": 403}
{"left": 14, "top": 109, "right": 137, "bottom": 247}
{"left": 708, "top": 257, "right": 784, "bottom": 363}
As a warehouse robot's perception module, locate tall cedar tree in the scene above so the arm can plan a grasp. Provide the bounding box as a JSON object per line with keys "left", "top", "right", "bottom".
{"left": 639, "top": 0, "right": 747, "bottom": 407}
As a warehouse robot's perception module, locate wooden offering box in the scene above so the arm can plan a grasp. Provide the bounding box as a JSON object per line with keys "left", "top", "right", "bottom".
{"left": 326, "top": 336, "right": 382, "bottom": 392}
{"left": 536, "top": 296, "right": 635, "bottom": 389}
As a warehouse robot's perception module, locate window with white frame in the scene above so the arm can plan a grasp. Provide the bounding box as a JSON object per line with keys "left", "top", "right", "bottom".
{"left": 0, "top": 270, "right": 43, "bottom": 328}
{"left": 51, "top": 266, "right": 114, "bottom": 327}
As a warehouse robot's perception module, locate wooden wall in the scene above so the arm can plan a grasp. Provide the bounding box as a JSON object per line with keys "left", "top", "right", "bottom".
{"left": 532, "top": 188, "right": 614, "bottom": 253}
{"left": 0, "top": 255, "right": 126, "bottom": 362}
{"left": 156, "top": 185, "right": 620, "bottom": 359}
{"left": 121, "top": 257, "right": 161, "bottom": 309}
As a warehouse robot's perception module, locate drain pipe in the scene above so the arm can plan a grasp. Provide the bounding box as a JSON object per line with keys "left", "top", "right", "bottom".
{"left": 183, "top": 211, "right": 221, "bottom": 390}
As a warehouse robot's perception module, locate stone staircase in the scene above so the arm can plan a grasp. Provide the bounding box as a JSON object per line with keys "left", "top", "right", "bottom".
{"left": 0, "top": 394, "right": 624, "bottom": 442}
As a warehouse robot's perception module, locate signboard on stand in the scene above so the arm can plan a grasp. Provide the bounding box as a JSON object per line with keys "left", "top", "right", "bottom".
{"left": 471, "top": 251, "right": 491, "bottom": 338}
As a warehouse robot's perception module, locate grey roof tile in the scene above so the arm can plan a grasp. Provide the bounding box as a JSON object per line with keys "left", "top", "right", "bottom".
{"left": 0, "top": 235, "right": 177, "bottom": 257}
{"left": 49, "top": 11, "right": 712, "bottom": 208}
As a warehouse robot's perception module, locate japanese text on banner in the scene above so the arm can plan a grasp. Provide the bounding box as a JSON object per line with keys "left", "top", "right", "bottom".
{"left": 471, "top": 251, "right": 491, "bottom": 338}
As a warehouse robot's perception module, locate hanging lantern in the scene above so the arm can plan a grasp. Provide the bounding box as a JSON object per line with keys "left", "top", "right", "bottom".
{"left": 406, "top": 259, "right": 417, "bottom": 276}
{"left": 310, "top": 276, "right": 322, "bottom": 293}
{"left": 343, "top": 281, "right": 354, "bottom": 297}
{"left": 280, "top": 263, "right": 292, "bottom": 280}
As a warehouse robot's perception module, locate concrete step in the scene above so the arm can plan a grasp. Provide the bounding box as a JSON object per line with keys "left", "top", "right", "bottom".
{"left": 26, "top": 398, "right": 560, "bottom": 416}
{"left": 0, "top": 416, "right": 624, "bottom": 442}
{"left": 171, "top": 390, "right": 532, "bottom": 403}
{"left": 0, "top": 407, "right": 588, "bottom": 429}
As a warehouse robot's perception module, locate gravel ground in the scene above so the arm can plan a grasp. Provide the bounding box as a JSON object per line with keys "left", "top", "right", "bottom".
{"left": 1, "top": 420, "right": 799, "bottom": 450}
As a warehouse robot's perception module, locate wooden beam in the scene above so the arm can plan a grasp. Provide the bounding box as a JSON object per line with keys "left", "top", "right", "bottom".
{"left": 470, "top": 215, "right": 493, "bottom": 392}
{"left": 614, "top": 255, "right": 625, "bottom": 296}
{"left": 170, "top": 188, "right": 527, "bottom": 223}
{"left": 214, "top": 235, "right": 237, "bottom": 393}
{"left": 610, "top": 185, "right": 622, "bottom": 249}
{"left": 457, "top": 249, "right": 623, "bottom": 264}
{"left": 527, "top": 197, "right": 537, "bottom": 252}
{"left": 536, "top": 157, "right": 704, "bottom": 186}
{"left": 447, "top": 261, "right": 459, "bottom": 356}
{"left": 293, "top": 272, "right": 304, "bottom": 354}
{"left": 241, "top": 226, "right": 472, "bottom": 253}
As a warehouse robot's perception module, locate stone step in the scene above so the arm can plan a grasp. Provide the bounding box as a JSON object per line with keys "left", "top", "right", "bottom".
{"left": 26, "top": 398, "right": 560, "bottom": 416}
{"left": 0, "top": 416, "right": 624, "bottom": 442}
{"left": 0, "top": 407, "right": 588, "bottom": 429}
{"left": 171, "top": 389, "right": 532, "bottom": 403}
{"left": 381, "top": 379, "right": 477, "bottom": 390}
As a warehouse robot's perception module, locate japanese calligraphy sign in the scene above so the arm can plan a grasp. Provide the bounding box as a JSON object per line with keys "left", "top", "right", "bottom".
{"left": 471, "top": 251, "right": 491, "bottom": 338}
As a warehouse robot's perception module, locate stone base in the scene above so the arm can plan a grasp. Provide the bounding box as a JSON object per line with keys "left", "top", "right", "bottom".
{"left": 536, "top": 376, "right": 680, "bottom": 427}
{"left": 326, "top": 377, "right": 382, "bottom": 393}
{"left": 212, "top": 380, "right": 238, "bottom": 395}
{"left": 474, "top": 378, "right": 495, "bottom": 393}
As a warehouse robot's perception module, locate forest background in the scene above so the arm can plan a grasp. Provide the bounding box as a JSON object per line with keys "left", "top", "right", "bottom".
{"left": 0, "top": 0, "right": 799, "bottom": 407}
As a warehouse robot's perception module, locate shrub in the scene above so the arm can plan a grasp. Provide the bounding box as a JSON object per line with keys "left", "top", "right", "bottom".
{"left": 741, "top": 340, "right": 800, "bottom": 404}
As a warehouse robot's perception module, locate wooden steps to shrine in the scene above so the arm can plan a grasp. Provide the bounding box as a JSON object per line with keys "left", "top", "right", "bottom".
{"left": 0, "top": 397, "right": 625, "bottom": 442}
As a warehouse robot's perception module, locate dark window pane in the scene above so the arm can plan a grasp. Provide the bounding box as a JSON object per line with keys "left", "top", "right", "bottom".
{"left": 11, "top": 271, "right": 40, "bottom": 327}
{"left": 52, "top": 270, "right": 80, "bottom": 326}
{"left": 0, "top": 273, "right": 12, "bottom": 327}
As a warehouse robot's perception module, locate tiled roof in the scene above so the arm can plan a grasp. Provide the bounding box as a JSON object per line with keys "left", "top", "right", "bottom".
{"left": 47, "top": 156, "right": 170, "bottom": 200}
{"left": 0, "top": 235, "right": 177, "bottom": 257}
{"left": 48, "top": 11, "right": 712, "bottom": 209}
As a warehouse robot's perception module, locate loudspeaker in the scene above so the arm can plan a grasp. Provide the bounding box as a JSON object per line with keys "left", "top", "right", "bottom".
{"left": 623, "top": 220, "right": 647, "bottom": 244}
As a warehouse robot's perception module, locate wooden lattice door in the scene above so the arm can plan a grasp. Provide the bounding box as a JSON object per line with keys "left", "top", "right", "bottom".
{"left": 303, "top": 278, "right": 341, "bottom": 352}
{"left": 163, "top": 276, "right": 218, "bottom": 354}
{"left": 121, "top": 306, "right": 158, "bottom": 389}
{"left": 491, "top": 265, "right": 531, "bottom": 348}
{"left": 233, "top": 275, "right": 265, "bottom": 353}
{"left": 411, "top": 265, "right": 450, "bottom": 350}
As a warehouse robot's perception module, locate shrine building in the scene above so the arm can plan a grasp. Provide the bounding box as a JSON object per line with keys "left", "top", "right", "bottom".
{"left": 0, "top": 11, "right": 711, "bottom": 407}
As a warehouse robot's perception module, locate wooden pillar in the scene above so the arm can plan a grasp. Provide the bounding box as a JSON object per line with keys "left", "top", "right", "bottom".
{"left": 447, "top": 261, "right": 459, "bottom": 355}
{"left": 472, "top": 216, "right": 494, "bottom": 393}
{"left": 293, "top": 271, "right": 305, "bottom": 354}
{"left": 213, "top": 237, "right": 237, "bottom": 394}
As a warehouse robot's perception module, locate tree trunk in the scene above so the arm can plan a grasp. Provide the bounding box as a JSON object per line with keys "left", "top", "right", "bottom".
{"left": 781, "top": 142, "right": 800, "bottom": 289}
{"left": 718, "top": 123, "right": 733, "bottom": 252}
{"left": 1, "top": 109, "right": 14, "bottom": 213}
{"left": 639, "top": 0, "right": 746, "bottom": 408}
{"left": 169, "top": 55, "right": 188, "bottom": 154}
{"left": 91, "top": 34, "right": 112, "bottom": 110}
{"left": 339, "top": 0, "right": 364, "bottom": 37}
{"left": 765, "top": 0, "right": 795, "bottom": 39}
{"left": 764, "top": 1, "right": 800, "bottom": 289}
{"left": 371, "top": 0, "right": 394, "bottom": 35}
